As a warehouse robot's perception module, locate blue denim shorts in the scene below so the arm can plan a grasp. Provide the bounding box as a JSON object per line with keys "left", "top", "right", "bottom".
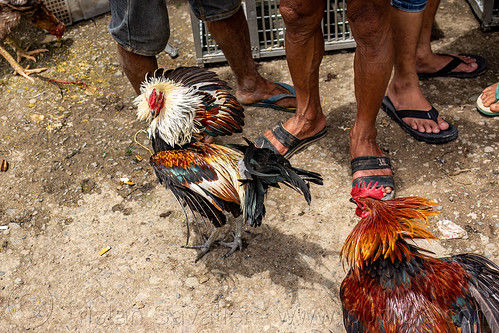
{"left": 391, "top": 0, "right": 427, "bottom": 12}
{"left": 109, "top": 0, "right": 240, "bottom": 56}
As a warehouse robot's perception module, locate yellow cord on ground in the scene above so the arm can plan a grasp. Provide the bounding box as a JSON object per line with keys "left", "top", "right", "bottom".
{"left": 133, "top": 130, "right": 153, "bottom": 156}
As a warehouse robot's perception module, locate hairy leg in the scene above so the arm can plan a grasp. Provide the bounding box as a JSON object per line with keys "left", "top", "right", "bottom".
{"left": 259, "top": 0, "right": 327, "bottom": 156}
{"left": 206, "top": 7, "right": 296, "bottom": 109}
{"left": 387, "top": 8, "right": 449, "bottom": 133}
{"left": 347, "top": 0, "right": 393, "bottom": 195}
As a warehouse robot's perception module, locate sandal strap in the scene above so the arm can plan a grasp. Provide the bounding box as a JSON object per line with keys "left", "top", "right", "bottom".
{"left": 351, "top": 156, "right": 392, "bottom": 175}
{"left": 396, "top": 107, "right": 439, "bottom": 122}
{"left": 271, "top": 122, "right": 299, "bottom": 149}
{"left": 431, "top": 54, "right": 463, "bottom": 77}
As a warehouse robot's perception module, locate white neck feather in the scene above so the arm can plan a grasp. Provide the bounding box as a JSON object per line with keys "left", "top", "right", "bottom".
{"left": 134, "top": 77, "right": 202, "bottom": 146}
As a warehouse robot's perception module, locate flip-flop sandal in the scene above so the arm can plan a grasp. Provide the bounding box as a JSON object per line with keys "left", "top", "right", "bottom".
{"left": 476, "top": 83, "right": 499, "bottom": 117}
{"left": 351, "top": 156, "right": 395, "bottom": 201}
{"left": 254, "top": 121, "right": 327, "bottom": 159}
{"left": 381, "top": 96, "right": 458, "bottom": 144}
{"left": 245, "top": 82, "right": 297, "bottom": 113}
{"left": 417, "top": 54, "right": 487, "bottom": 80}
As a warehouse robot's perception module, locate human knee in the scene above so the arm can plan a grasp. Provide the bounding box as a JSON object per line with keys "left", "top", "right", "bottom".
{"left": 280, "top": 2, "right": 324, "bottom": 34}
{"left": 347, "top": 2, "right": 389, "bottom": 46}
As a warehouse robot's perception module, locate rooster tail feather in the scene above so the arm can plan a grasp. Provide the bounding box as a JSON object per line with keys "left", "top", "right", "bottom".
{"left": 236, "top": 138, "right": 322, "bottom": 210}
{"left": 243, "top": 180, "right": 266, "bottom": 227}
{"left": 452, "top": 254, "right": 499, "bottom": 332}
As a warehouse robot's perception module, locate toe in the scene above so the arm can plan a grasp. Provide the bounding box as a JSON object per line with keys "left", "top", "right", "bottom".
{"left": 490, "top": 102, "right": 499, "bottom": 112}
{"left": 437, "top": 116, "right": 449, "bottom": 131}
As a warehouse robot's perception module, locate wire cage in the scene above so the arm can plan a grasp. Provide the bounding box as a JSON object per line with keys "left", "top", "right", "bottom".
{"left": 43, "top": 0, "right": 110, "bottom": 26}
{"left": 467, "top": 0, "right": 499, "bottom": 30}
{"left": 191, "top": 0, "right": 356, "bottom": 65}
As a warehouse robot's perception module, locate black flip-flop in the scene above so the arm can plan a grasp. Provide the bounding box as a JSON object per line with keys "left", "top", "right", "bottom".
{"left": 381, "top": 96, "right": 458, "bottom": 144}
{"left": 417, "top": 54, "right": 487, "bottom": 80}
{"left": 254, "top": 121, "right": 327, "bottom": 159}
{"left": 351, "top": 156, "right": 395, "bottom": 201}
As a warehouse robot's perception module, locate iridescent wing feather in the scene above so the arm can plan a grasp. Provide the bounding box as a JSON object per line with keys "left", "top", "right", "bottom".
{"left": 149, "top": 144, "right": 243, "bottom": 227}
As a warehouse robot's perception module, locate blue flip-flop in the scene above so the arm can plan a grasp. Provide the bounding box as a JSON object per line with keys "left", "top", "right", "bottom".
{"left": 246, "top": 82, "right": 296, "bottom": 113}
{"left": 476, "top": 83, "right": 499, "bottom": 117}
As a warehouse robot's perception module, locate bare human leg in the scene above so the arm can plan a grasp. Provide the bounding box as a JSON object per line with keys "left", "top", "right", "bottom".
{"left": 387, "top": 8, "right": 449, "bottom": 134}
{"left": 116, "top": 44, "right": 158, "bottom": 95}
{"left": 206, "top": 7, "right": 296, "bottom": 109}
{"left": 258, "top": 0, "right": 327, "bottom": 156}
{"left": 347, "top": 0, "right": 394, "bottom": 196}
{"left": 415, "top": 0, "right": 478, "bottom": 75}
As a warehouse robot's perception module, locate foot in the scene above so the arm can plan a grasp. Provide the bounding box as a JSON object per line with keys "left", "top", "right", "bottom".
{"left": 480, "top": 83, "right": 499, "bottom": 113}
{"left": 261, "top": 112, "right": 326, "bottom": 156}
{"left": 387, "top": 83, "right": 449, "bottom": 134}
{"left": 15, "top": 46, "right": 49, "bottom": 63}
{"left": 416, "top": 53, "right": 477, "bottom": 75}
{"left": 218, "top": 232, "right": 243, "bottom": 259}
{"left": 13, "top": 64, "right": 47, "bottom": 82}
{"left": 349, "top": 125, "right": 393, "bottom": 197}
{"left": 236, "top": 79, "right": 297, "bottom": 110}
{"left": 182, "top": 228, "right": 220, "bottom": 262}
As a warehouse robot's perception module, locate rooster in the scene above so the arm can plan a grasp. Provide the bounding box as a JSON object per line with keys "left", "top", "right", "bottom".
{"left": 340, "top": 182, "right": 499, "bottom": 333}
{"left": 0, "top": 0, "right": 65, "bottom": 81}
{"left": 135, "top": 66, "right": 323, "bottom": 261}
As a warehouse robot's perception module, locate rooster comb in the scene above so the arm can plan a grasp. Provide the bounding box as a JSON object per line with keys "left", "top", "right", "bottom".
{"left": 351, "top": 181, "right": 385, "bottom": 200}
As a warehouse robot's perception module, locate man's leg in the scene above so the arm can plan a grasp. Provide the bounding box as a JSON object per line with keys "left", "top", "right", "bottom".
{"left": 117, "top": 44, "right": 158, "bottom": 95}
{"left": 347, "top": 0, "right": 394, "bottom": 195}
{"left": 109, "top": 0, "right": 168, "bottom": 95}
{"left": 415, "top": 0, "right": 478, "bottom": 75}
{"left": 387, "top": 8, "right": 449, "bottom": 133}
{"left": 258, "top": 0, "right": 327, "bottom": 156}
{"left": 206, "top": 7, "right": 296, "bottom": 109}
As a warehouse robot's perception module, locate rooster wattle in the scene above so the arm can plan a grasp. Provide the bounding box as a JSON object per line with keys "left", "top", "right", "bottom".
{"left": 340, "top": 182, "right": 499, "bottom": 332}
{"left": 135, "top": 66, "right": 323, "bottom": 261}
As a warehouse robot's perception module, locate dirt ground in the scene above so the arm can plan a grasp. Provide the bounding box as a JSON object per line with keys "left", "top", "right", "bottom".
{"left": 0, "top": 0, "right": 497, "bottom": 332}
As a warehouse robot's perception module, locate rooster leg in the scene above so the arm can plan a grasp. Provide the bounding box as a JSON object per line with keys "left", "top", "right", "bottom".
{"left": 218, "top": 217, "right": 243, "bottom": 259}
{"left": 182, "top": 227, "right": 221, "bottom": 262}
{"left": 6, "top": 37, "right": 48, "bottom": 63}
{"left": 0, "top": 44, "right": 46, "bottom": 82}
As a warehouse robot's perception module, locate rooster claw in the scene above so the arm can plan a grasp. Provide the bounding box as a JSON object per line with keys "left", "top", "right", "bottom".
{"left": 182, "top": 243, "right": 213, "bottom": 263}
{"left": 182, "top": 228, "right": 220, "bottom": 262}
{"left": 218, "top": 232, "right": 244, "bottom": 259}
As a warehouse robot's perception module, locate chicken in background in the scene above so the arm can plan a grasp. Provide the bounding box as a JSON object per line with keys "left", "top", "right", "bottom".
{"left": 0, "top": 0, "right": 65, "bottom": 81}
{"left": 340, "top": 182, "right": 499, "bottom": 332}
{"left": 135, "top": 66, "right": 323, "bottom": 261}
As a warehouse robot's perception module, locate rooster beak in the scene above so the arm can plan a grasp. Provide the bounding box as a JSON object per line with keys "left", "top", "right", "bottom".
{"left": 151, "top": 108, "right": 159, "bottom": 118}
{"left": 349, "top": 197, "right": 356, "bottom": 205}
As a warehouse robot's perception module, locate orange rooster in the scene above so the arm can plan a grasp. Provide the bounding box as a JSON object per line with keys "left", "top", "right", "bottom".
{"left": 341, "top": 182, "right": 499, "bottom": 333}
{"left": 135, "top": 66, "right": 323, "bottom": 261}
{"left": 0, "top": 0, "right": 65, "bottom": 81}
